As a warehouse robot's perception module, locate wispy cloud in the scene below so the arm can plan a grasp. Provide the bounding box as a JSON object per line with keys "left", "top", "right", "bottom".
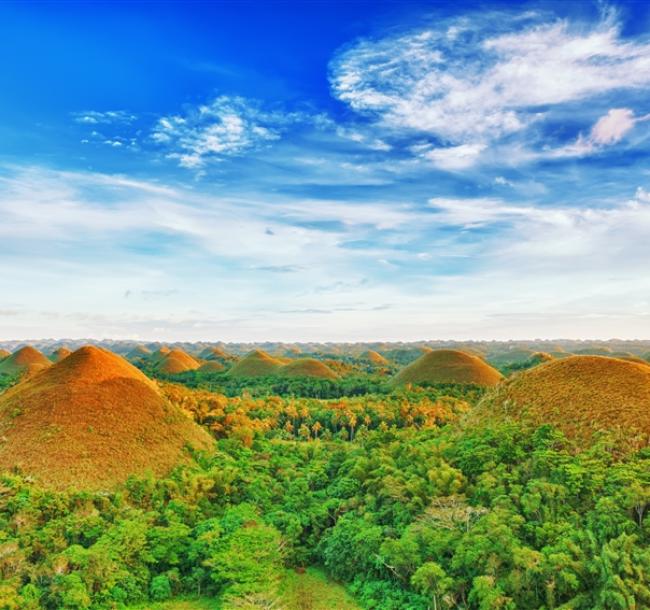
{"left": 151, "top": 95, "right": 302, "bottom": 169}
{"left": 330, "top": 9, "right": 650, "bottom": 168}
{"left": 72, "top": 110, "right": 137, "bottom": 124}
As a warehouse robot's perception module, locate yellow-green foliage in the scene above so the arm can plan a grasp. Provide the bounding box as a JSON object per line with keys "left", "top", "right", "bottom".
{"left": 393, "top": 349, "right": 503, "bottom": 387}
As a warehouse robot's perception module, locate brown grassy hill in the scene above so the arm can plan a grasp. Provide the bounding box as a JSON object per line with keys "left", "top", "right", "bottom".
{"left": 278, "top": 358, "right": 338, "bottom": 380}
{"left": 149, "top": 346, "right": 172, "bottom": 363}
{"left": 228, "top": 349, "right": 284, "bottom": 377}
{"left": 156, "top": 349, "right": 200, "bottom": 374}
{"left": 478, "top": 355, "right": 650, "bottom": 447}
{"left": 0, "top": 346, "right": 52, "bottom": 378}
{"left": 199, "top": 346, "right": 236, "bottom": 363}
{"left": 0, "top": 349, "right": 10, "bottom": 360}
{"left": 126, "top": 344, "right": 151, "bottom": 360}
{"left": 49, "top": 347, "right": 72, "bottom": 363}
{"left": 0, "top": 346, "right": 212, "bottom": 489}
{"left": 393, "top": 349, "right": 503, "bottom": 387}
{"left": 363, "top": 350, "right": 389, "bottom": 366}
{"left": 199, "top": 360, "right": 225, "bottom": 373}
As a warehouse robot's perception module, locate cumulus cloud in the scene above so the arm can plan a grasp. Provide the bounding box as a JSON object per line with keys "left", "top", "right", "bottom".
{"left": 151, "top": 96, "right": 299, "bottom": 168}
{"left": 330, "top": 11, "right": 650, "bottom": 168}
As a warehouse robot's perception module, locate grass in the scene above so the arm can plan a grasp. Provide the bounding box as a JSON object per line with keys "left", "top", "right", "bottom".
{"left": 0, "top": 346, "right": 212, "bottom": 490}
{"left": 478, "top": 355, "right": 650, "bottom": 449}
{"left": 278, "top": 358, "right": 339, "bottom": 380}
{"left": 278, "top": 567, "right": 360, "bottom": 610}
{"left": 127, "top": 568, "right": 360, "bottom": 610}
{"left": 393, "top": 349, "right": 503, "bottom": 387}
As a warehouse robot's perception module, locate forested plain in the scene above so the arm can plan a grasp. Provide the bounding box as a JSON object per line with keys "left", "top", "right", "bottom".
{"left": 0, "top": 348, "right": 648, "bottom": 610}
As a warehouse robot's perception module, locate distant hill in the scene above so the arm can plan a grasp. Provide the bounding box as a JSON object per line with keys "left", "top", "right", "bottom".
{"left": 477, "top": 355, "right": 650, "bottom": 448}
{"left": 126, "top": 344, "right": 151, "bottom": 361}
{"left": 49, "top": 347, "right": 72, "bottom": 362}
{"left": 156, "top": 349, "right": 201, "bottom": 374}
{"left": 198, "top": 360, "right": 225, "bottom": 372}
{"left": 278, "top": 358, "right": 338, "bottom": 379}
{"left": 0, "top": 346, "right": 212, "bottom": 489}
{"left": 0, "top": 346, "right": 52, "bottom": 379}
{"left": 362, "top": 350, "right": 389, "bottom": 366}
{"left": 0, "top": 349, "right": 10, "bottom": 360}
{"left": 393, "top": 349, "right": 503, "bottom": 386}
{"left": 228, "top": 350, "right": 284, "bottom": 377}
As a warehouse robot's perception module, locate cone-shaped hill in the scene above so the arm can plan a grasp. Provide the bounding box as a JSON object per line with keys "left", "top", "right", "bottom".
{"left": 0, "top": 346, "right": 212, "bottom": 489}
{"left": 199, "top": 346, "right": 236, "bottom": 363}
{"left": 362, "top": 350, "right": 389, "bottom": 366}
{"left": 198, "top": 360, "right": 225, "bottom": 373}
{"left": 278, "top": 358, "right": 338, "bottom": 379}
{"left": 0, "top": 346, "right": 52, "bottom": 378}
{"left": 478, "top": 356, "right": 650, "bottom": 447}
{"left": 155, "top": 349, "right": 200, "bottom": 374}
{"left": 126, "top": 344, "right": 151, "bottom": 361}
{"left": 49, "top": 347, "right": 72, "bottom": 362}
{"left": 0, "top": 349, "right": 10, "bottom": 360}
{"left": 228, "top": 349, "right": 284, "bottom": 377}
{"left": 149, "top": 346, "right": 171, "bottom": 363}
{"left": 393, "top": 349, "right": 503, "bottom": 387}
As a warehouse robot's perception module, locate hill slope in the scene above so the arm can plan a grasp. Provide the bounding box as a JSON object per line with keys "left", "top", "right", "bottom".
{"left": 228, "top": 349, "right": 284, "bottom": 377}
{"left": 49, "top": 347, "right": 72, "bottom": 362}
{"left": 393, "top": 349, "right": 503, "bottom": 386}
{"left": 478, "top": 355, "right": 650, "bottom": 446}
{"left": 278, "top": 358, "right": 338, "bottom": 379}
{"left": 362, "top": 350, "right": 389, "bottom": 366}
{"left": 0, "top": 346, "right": 212, "bottom": 489}
{"left": 0, "top": 346, "right": 52, "bottom": 378}
{"left": 156, "top": 349, "right": 200, "bottom": 374}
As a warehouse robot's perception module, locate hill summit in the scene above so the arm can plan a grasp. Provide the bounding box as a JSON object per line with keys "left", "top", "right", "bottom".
{"left": 478, "top": 355, "right": 650, "bottom": 447}
{"left": 0, "top": 346, "right": 212, "bottom": 489}
{"left": 393, "top": 349, "right": 503, "bottom": 386}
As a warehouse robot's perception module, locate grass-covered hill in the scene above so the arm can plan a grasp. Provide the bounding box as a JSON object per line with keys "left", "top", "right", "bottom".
{"left": 0, "top": 345, "right": 212, "bottom": 489}
{"left": 393, "top": 349, "right": 503, "bottom": 386}
{"left": 277, "top": 358, "right": 339, "bottom": 380}
{"left": 478, "top": 355, "right": 650, "bottom": 448}
{"left": 228, "top": 349, "right": 285, "bottom": 377}
{"left": 155, "top": 349, "right": 201, "bottom": 374}
{"left": 0, "top": 345, "right": 52, "bottom": 378}
{"left": 49, "top": 346, "right": 72, "bottom": 362}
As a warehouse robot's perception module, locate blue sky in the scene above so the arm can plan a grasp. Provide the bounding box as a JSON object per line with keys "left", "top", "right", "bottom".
{"left": 2, "top": 0, "right": 650, "bottom": 341}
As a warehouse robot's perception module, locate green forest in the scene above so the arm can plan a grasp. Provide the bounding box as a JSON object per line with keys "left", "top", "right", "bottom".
{"left": 0, "top": 369, "right": 648, "bottom": 610}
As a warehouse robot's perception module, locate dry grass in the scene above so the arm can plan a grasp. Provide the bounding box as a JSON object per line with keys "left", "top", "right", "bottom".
{"left": 156, "top": 349, "right": 201, "bottom": 374}
{"left": 199, "top": 360, "right": 225, "bottom": 372}
{"left": 49, "top": 347, "right": 72, "bottom": 362}
{"left": 278, "top": 358, "right": 338, "bottom": 379}
{"left": 0, "top": 349, "right": 10, "bottom": 360}
{"left": 363, "top": 350, "right": 389, "bottom": 366}
{"left": 0, "top": 346, "right": 212, "bottom": 490}
{"left": 0, "top": 346, "right": 52, "bottom": 378}
{"left": 227, "top": 350, "right": 284, "bottom": 377}
{"left": 393, "top": 349, "right": 503, "bottom": 387}
{"left": 477, "top": 355, "right": 650, "bottom": 448}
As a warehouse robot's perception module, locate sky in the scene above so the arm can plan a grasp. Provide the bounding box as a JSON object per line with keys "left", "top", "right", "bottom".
{"left": 1, "top": 0, "right": 650, "bottom": 342}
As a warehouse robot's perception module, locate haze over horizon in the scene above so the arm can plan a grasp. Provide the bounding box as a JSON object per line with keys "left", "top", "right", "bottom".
{"left": 2, "top": 0, "right": 650, "bottom": 341}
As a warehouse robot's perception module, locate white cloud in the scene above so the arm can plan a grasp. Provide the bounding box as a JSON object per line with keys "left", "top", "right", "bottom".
{"left": 330, "top": 11, "right": 650, "bottom": 167}
{"left": 151, "top": 96, "right": 299, "bottom": 168}
{"left": 72, "top": 110, "right": 136, "bottom": 124}
{"left": 549, "top": 107, "right": 650, "bottom": 157}
{"left": 419, "top": 143, "right": 486, "bottom": 170}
